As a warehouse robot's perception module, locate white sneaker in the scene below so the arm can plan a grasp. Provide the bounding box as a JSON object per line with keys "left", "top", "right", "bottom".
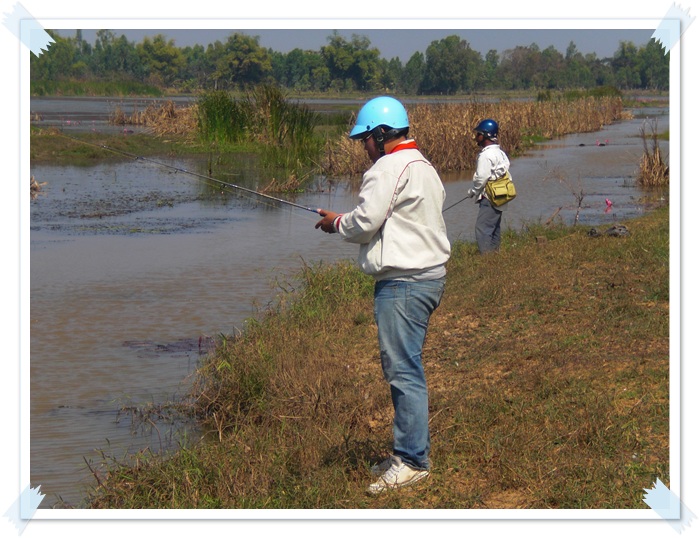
{"left": 370, "top": 457, "right": 393, "bottom": 476}
{"left": 366, "top": 455, "right": 429, "bottom": 494}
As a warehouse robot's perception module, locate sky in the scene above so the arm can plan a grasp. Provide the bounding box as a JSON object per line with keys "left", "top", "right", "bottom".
{"left": 55, "top": 27, "right": 658, "bottom": 61}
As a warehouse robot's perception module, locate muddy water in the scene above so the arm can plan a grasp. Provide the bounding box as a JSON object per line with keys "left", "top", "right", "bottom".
{"left": 29, "top": 105, "right": 668, "bottom": 508}
{"left": 30, "top": 159, "right": 358, "bottom": 507}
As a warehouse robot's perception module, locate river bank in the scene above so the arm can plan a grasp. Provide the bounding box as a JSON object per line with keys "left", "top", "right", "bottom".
{"left": 85, "top": 205, "right": 670, "bottom": 509}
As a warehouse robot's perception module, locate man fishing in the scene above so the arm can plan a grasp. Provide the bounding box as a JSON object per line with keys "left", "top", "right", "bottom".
{"left": 315, "top": 96, "right": 451, "bottom": 494}
{"left": 467, "top": 118, "right": 512, "bottom": 253}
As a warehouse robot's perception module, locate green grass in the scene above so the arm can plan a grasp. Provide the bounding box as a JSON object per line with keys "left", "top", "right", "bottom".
{"left": 196, "top": 86, "right": 325, "bottom": 180}
{"left": 29, "top": 127, "right": 210, "bottom": 165}
{"left": 83, "top": 206, "right": 670, "bottom": 510}
{"left": 31, "top": 79, "right": 163, "bottom": 97}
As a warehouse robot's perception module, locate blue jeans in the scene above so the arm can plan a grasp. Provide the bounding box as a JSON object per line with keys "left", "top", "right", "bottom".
{"left": 373, "top": 278, "right": 445, "bottom": 470}
{"left": 475, "top": 197, "right": 502, "bottom": 253}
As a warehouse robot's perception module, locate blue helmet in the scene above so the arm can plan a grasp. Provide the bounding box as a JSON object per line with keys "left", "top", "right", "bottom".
{"left": 349, "top": 96, "right": 410, "bottom": 140}
{"left": 474, "top": 119, "right": 499, "bottom": 140}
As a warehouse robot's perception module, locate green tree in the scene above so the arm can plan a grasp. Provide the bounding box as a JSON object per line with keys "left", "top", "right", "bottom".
{"left": 483, "top": 49, "right": 500, "bottom": 88}
{"left": 90, "top": 30, "right": 142, "bottom": 79}
{"left": 379, "top": 57, "right": 403, "bottom": 92}
{"left": 269, "top": 49, "right": 286, "bottom": 85}
{"left": 208, "top": 33, "right": 273, "bottom": 89}
{"left": 302, "top": 51, "right": 326, "bottom": 91}
{"left": 321, "top": 32, "right": 382, "bottom": 91}
{"left": 179, "top": 44, "right": 209, "bottom": 91}
{"left": 611, "top": 41, "right": 641, "bottom": 89}
{"left": 535, "top": 45, "right": 565, "bottom": 88}
{"left": 70, "top": 30, "right": 92, "bottom": 77}
{"left": 498, "top": 44, "right": 541, "bottom": 90}
{"left": 310, "top": 64, "right": 331, "bottom": 92}
{"left": 30, "top": 29, "right": 671, "bottom": 96}
{"left": 136, "top": 34, "right": 186, "bottom": 87}
{"left": 421, "top": 35, "right": 483, "bottom": 94}
{"left": 30, "top": 31, "right": 76, "bottom": 80}
{"left": 638, "top": 39, "right": 669, "bottom": 90}
{"left": 90, "top": 29, "right": 117, "bottom": 76}
{"left": 562, "top": 41, "right": 594, "bottom": 88}
{"left": 402, "top": 52, "right": 425, "bottom": 94}
{"left": 274, "top": 48, "right": 326, "bottom": 91}
{"left": 584, "top": 53, "right": 616, "bottom": 87}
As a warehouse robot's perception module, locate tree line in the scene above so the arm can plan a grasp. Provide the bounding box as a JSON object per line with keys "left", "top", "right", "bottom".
{"left": 31, "top": 29, "right": 669, "bottom": 94}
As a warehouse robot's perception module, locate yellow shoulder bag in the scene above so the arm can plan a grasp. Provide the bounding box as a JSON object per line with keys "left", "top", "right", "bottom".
{"left": 485, "top": 171, "right": 516, "bottom": 207}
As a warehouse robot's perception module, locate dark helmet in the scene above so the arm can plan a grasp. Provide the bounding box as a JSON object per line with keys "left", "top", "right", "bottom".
{"left": 474, "top": 119, "right": 499, "bottom": 140}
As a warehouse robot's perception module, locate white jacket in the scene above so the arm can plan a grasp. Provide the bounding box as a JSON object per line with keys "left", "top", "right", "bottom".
{"left": 338, "top": 141, "right": 451, "bottom": 281}
{"left": 469, "top": 143, "right": 511, "bottom": 211}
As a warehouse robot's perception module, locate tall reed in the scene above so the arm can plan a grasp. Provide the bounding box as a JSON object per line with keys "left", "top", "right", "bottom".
{"left": 110, "top": 100, "right": 198, "bottom": 136}
{"left": 249, "top": 85, "right": 323, "bottom": 176}
{"left": 320, "top": 96, "right": 628, "bottom": 176}
{"left": 638, "top": 119, "right": 669, "bottom": 188}
{"left": 196, "top": 86, "right": 322, "bottom": 181}
{"left": 196, "top": 91, "right": 253, "bottom": 143}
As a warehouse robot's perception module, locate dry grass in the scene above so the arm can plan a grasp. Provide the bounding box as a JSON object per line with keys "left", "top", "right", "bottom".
{"left": 86, "top": 207, "right": 669, "bottom": 510}
{"left": 320, "top": 96, "right": 628, "bottom": 176}
{"left": 109, "top": 100, "right": 198, "bottom": 136}
{"left": 30, "top": 175, "right": 47, "bottom": 200}
{"left": 638, "top": 119, "right": 669, "bottom": 187}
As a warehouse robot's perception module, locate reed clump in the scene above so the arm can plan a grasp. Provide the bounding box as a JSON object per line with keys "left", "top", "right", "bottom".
{"left": 638, "top": 119, "right": 669, "bottom": 188}
{"left": 196, "top": 86, "right": 319, "bottom": 147}
{"left": 195, "top": 90, "right": 252, "bottom": 144}
{"left": 105, "top": 91, "right": 629, "bottom": 188}
{"left": 195, "top": 86, "right": 323, "bottom": 183}
{"left": 109, "top": 100, "right": 198, "bottom": 136}
{"left": 107, "top": 93, "right": 628, "bottom": 181}
{"left": 87, "top": 206, "right": 669, "bottom": 510}
{"left": 320, "top": 96, "right": 627, "bottom": 176}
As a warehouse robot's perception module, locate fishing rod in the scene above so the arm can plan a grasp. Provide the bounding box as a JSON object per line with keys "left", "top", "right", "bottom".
{"left": 442, "top": 195, "right": 470, "bottom": 213}
{"left": 57, "top": 132, "right": 320, "bottom": 214}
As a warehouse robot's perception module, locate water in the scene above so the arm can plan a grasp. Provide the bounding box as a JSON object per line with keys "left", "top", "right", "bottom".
{"left": 30, "top": 96, "right": 196, "bottom": 134}
{"left": 29, "top": 98, "right": 668, "bottom": 507}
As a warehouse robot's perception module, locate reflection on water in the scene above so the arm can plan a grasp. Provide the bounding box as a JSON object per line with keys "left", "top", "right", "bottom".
{"left": 29, "top": 105, "right": 668, "bottom": 507}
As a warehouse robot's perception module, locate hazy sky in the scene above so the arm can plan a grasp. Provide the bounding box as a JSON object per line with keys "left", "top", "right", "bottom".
{"left": 55, "top": 27, "right": 657, "bottom": 61}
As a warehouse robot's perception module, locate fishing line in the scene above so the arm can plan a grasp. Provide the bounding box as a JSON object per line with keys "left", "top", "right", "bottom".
{"left": 57, "top": 132, "right": 470, "bottom": 218}
{"left": 56, "top": 132, "right": 321, "bottom": 215}
{"left": 442, "top": 195, "right": 470, "bottom": 213}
